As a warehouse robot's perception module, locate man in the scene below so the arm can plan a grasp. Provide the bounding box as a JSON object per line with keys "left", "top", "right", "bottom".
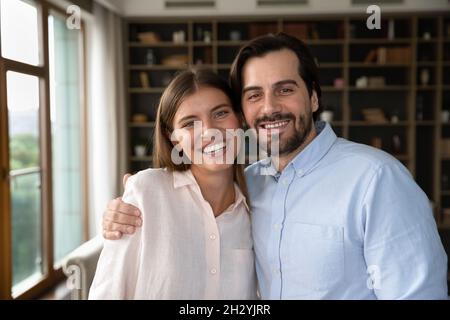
{"left": 102, "top": 33, "right": 448, "bottom": 299}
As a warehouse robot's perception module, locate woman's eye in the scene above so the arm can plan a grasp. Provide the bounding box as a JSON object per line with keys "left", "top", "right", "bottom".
{"left": 182, "top": 121, "right": 194, "bottom": 128}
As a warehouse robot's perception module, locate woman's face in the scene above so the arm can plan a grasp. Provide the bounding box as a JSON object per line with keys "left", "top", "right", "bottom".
{"left": 172, "top": 86, "right": 241, "bottom": 172}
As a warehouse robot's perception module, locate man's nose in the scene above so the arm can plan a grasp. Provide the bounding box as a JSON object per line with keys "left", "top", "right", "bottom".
{"left": 260, "top": 92, "right": 280, "bottom": 115}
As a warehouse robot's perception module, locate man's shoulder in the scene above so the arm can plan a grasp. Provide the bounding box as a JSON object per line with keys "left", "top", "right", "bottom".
{"left": 244, "top": 159, "right": 270, "bottom": 179}
{"left": 331, "top": 138, "right": 403, "bottom": 172}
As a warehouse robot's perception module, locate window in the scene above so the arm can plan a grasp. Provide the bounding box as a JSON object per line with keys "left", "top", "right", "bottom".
{"left": 0, "top": 0, "right": 87, "bottom": 299}
{"left": 48, "top": 11, "right": 85, "bottom": 265}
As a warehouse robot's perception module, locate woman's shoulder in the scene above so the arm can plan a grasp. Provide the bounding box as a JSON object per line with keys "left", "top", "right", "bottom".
{"left": 126, "top": 168, "right": 173, "bottom": 191}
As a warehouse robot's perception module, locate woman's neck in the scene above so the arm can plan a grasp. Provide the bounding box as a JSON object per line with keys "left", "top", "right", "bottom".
{"left": 190, "top": 166, "right": 235, "bottom": 217}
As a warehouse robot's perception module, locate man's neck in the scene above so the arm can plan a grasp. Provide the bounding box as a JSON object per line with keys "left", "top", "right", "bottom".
{"left": 275, "top": 124, "right": 318, "bottom": 172}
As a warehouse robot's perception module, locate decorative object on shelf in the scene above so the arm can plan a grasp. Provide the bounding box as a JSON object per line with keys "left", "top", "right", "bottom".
{"left": 377, "top": 47, "right": 386, "bottom": 64}
{"left": 422, "top": 32, "right": 431, "bottom": 40}
{"left": 367, "top": 76, "right": 385, "bottom": 88}
{"left": 371, "top": 137, "right": 383, "bottom": 149}
{"left": 132, "top": 114, "right": 148, "bottom": 123}
{"left": 139, "top": 72, "right": 150, "bottom": 88}
{"left": 356, "top": 76, "right": 368, "bottom": 88}
{"left": 310, "top": 23, "right": 320, "bottom": 40}
{"left": 420, "top": 68, "right": 430, "bottom": 86}
{"left": 320, "top": 110, "right": 334, "bottom": 123}
{"left": 145, "top": 49, "right": 155, "bottom": 65}
{"left": 441, "top": 110, "right": 450, "bottom": 124}
{"left": 356, "top": 76, "right": 385, "bottom": 88}
{"left": 442, "top": 139, "right": 450, "bottom": 157}
{"left": 333, "top": 78, "right": 345, "bottom": 88}
{"left": 362, "top": 108, "right": 387, "bottom": 123}
{"left": 416, "top": 95, "right": 424, "bottom": 121}
{"left": 284, "top": 23, "right": 308, "bottom": 40}
{"left": 203, "top": 31, "right": 212, "bottom": 43}
{"left": 172, "top": 30, "right": 186, "bottom": 44}
{"left": 229, "top": 30, "right": 242, "bottom": 41}
{"left": 391, "top": 134, "right": 402, "bottom": 154}
{"left": 134, "top": 144, "right": 147, "bottom": 157}
{"left": 162, "top": 54, "right": 189, "bottom": 66}
{"left": 390, "top": 109, "right": 400, "bottom": 124}
{"left": 137, "top": 32, "right": 160, "bottom": 44}
{"left": 364, "top": 47, "right": 411, "bottom": 64}
{"left": 388, "top": 19, "right": 395, "bottom": 40}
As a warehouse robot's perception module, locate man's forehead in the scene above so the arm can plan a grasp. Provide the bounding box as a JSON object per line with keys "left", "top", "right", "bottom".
{"left": 242, "top": 49, "right": 300, "bottom": 86}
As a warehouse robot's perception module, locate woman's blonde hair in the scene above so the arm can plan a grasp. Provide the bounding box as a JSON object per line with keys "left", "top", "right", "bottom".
{"left": 152, "top": 67, "right": 249, "bottom": 203}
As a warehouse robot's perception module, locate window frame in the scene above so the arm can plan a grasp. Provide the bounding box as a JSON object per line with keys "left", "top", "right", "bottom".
{"left": 0, "top": 0, "right": 88, "bottom": 300}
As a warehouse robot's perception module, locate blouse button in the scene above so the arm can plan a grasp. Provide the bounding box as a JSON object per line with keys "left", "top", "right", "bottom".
{"left": 210, "top": 268, "right": 217, "bottom": 275}
{"left": 209, "top": 234, "right": 216, "bottom": 240}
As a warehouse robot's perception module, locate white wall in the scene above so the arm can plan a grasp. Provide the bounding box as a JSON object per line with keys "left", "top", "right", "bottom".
{"left": 103, "top": 0, "right": 450, "bottom": 17}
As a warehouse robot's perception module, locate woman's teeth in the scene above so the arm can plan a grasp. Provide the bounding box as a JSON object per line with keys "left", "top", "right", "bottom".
{"left": 262, "top": 120, "right": 289, "bottom": 129}
{"left": 203, "top": 141, "right": 226, "bottom": 155}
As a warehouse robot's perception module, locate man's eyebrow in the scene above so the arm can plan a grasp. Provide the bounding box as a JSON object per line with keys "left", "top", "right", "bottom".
{"left": 242, "top": 86, "right": 262, "bottom": 95}
{"left": 242, "top": 80, "right": 299, "bottom": 94}
{"left": 272, "top": 79, "right": 299, "bottom": 88}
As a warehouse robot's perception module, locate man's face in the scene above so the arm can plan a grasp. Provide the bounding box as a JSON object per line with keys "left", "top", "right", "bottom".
{"left": 241, "top": 49, "right": 318, "bottom": 156}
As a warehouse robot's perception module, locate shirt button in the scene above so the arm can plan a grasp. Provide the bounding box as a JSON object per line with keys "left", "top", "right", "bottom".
{"left": 272, "top": 268, "right": 279, "bottom": 274}
{"left": 282, "top": 179, "right": 289, "bottom": 186}
{"left": 210, "top": 268, "right": 217, "bottom": 275}
{"left": 273, "top": 223, "right": 281, "bottom": 230}
{"left": 209, "top": 234, "right": 216, "bottom": 240}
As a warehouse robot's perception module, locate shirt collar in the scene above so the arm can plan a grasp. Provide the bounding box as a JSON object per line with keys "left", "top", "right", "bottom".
{"left": 173, "top": 169, "right": 250, "bottom": 212}
{"left": 173, "top": 169, "right": 197, "bottom": 189}
{"left": 259, "top": 121, "right": 337, "bottom": 178}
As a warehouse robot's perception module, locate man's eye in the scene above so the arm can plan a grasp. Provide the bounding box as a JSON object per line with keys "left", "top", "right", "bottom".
{"left": 214, "top": 110, "right": 229, "bottom": 118}
{"left": 279, "top": 88, "right": 294, "bottom": 95}
{"left": 247, "top": 93, "right": 261, "bottom": 101}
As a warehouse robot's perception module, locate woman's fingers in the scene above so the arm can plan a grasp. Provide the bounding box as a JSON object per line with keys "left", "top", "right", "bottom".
{"left": 103, "top": 230, "right": 122, "bottom": 240}
{"left": 108, "top": 198, "right": 141, "bottom": 217}
{"left": 102, "top": 219, "right": 136, "bottom": 234}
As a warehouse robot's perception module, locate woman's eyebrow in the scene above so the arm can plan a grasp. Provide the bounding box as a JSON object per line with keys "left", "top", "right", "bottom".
{"left": 210, "top": 103, "right": 230, "bottom": 113}
{"left": 177, "top": 114, "right": 198, "bottom": 124}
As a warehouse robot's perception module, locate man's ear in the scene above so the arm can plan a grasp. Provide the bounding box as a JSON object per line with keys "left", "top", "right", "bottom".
{"left": 311, "top": 90, "right": 319, "bottom": 113}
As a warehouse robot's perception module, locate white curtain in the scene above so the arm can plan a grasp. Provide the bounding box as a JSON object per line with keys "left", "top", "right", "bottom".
{"left": 86, "top": 2, "right": 127, "bottom": 237}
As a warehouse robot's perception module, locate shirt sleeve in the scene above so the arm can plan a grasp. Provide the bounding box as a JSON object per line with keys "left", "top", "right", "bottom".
{"left": 88, "top": 176, "right": 142, "bottom": 299}
{"left": 362, "top": 161, "right": 448, "bottom": 299}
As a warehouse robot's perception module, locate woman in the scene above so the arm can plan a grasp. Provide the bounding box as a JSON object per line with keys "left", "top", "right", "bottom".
{"left": 89, "top": 68, "right": 256, "bottom": 299}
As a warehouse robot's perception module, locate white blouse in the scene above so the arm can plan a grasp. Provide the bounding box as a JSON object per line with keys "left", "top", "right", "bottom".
{"left": 89, "top": 168, "right": 257, "bottom": 300}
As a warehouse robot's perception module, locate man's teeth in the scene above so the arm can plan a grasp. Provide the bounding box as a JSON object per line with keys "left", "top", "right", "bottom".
{"left": 263, "top": 120, "right": 289, "bottom": 129}
{"left": 203, "top": 142, "right": 226, "bottom": 154}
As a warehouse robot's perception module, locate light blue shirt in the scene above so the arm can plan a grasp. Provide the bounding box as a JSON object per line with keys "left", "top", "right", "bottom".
{"left": 245, "top": 121, "right": 448, "bottom": 299}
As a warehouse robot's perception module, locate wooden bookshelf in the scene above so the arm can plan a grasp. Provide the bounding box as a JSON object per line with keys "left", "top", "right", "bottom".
{"left": 124, "top": 13, "right": 450, "bottom": 230}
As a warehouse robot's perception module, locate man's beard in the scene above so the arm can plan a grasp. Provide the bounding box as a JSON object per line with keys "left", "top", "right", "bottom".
{"left": 255, "top": 109, "right": 313, "bottom": 156}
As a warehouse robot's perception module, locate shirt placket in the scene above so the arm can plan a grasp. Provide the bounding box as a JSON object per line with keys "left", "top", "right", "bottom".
{"left": 269, "top": 166, "right": 295, "bottom": 299}
{"left": 200, "top": 200, "right": 221, "bottom": 299}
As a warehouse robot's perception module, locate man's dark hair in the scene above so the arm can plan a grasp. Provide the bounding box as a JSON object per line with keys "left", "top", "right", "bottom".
{"left": 229, "top": 32, "right": 323, "bottom": 122}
